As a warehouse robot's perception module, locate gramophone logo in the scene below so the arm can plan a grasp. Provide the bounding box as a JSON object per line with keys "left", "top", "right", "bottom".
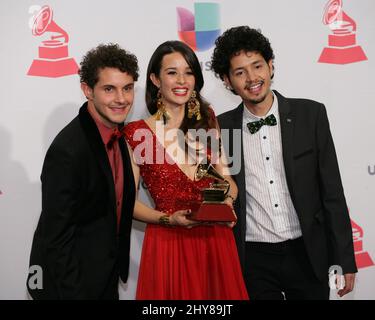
{"left": 176, "top": 3, "right": 220, "bottom": 52}
{"left": 351, "top": 219, "right": 374, "bottom": 269}
{"left": 318, "top": 0, "right": 367, "bottom": 64}
{"left": 27, "top": 5, "right": 79, "bottom": 78}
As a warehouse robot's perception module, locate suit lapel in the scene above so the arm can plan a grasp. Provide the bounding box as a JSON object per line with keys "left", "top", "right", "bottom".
{"left": 78, "top": 103, "right": 117, "bottom": 211}
{"left": 118, "top": 137, "right": 135, "bottom": 233}
{"left": 274, "top": 90, "right": 296, "bottom": 200}
{"left": 234, "top": 103, "right": 246, "bottom": 200}
{"left": 225, "top": 103, "right": 246, "bottom": 214}
{"left": 231, "top": 103, "right": 244, "bottom": 130}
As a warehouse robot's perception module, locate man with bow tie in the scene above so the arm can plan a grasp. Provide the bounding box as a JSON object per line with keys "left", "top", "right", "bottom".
{"left": 212, "top": 26, "right": 357, "bottom": 300}
{"left": 27, "top": 44, "right": 138, "bottom": 299}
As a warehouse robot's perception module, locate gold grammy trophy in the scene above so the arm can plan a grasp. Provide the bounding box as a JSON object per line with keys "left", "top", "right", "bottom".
{"left": 188, "top": 162, "right": 237, "bottom": 222}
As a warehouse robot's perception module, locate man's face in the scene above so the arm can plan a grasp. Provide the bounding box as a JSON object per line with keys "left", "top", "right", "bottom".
{"left": 224, "top": 51, "right": 273, "bottom": 107}
{"left": 81, "top": 67, "right": 135, "bottom": 128}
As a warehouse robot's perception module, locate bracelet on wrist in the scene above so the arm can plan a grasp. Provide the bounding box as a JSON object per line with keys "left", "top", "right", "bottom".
{"left": 159, "top": 214, "right": 170, "bottom": 226}
{"left": 225, "top": 194, "right": 236, "bottom": 204}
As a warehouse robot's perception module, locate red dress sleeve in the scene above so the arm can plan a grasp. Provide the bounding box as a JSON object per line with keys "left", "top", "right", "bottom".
{"left": 124, "top": 120, "right": 144, "bottom": 150}
{"left": 123, "top": 120, "right": 155, "bottom": 165}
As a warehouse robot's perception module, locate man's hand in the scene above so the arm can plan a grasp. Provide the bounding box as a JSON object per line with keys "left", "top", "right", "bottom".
{"left": 337, "top": 273, "right": 356, "bottom": 297}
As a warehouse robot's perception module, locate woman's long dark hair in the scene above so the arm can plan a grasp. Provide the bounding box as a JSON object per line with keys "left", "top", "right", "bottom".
{"left": 145, "top": 40, "right": 215, "bottom": 133}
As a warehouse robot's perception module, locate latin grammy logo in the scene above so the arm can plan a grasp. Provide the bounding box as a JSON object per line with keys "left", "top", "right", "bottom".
{"left": 27, "top": 5, "right": 79, "bottom": 78}
{"left": 351, "top": 219, "right": 374, "bottom": 269}
{"left": 318, "top": 0, "right": 367, "bottom": 65}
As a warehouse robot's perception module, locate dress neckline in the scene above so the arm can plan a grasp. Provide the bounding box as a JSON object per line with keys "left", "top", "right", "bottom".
{"left": 140, "top": 119, "right": 198, "bottom": 183}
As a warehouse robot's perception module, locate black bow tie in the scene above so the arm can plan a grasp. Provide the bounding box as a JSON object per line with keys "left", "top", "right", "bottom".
{"left": 247, "top": 114, "right": 277, "bottom": 134}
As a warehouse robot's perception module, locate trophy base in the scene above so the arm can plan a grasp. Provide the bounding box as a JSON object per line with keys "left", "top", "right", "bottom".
{"left": 188, "top": 202, "right": 237, "bottom": 222}
{"left": 27, "top": 57, "right": 79, "bottom": 78}
{"left": 318, "top": 46, "right": 367, "bottom": 64}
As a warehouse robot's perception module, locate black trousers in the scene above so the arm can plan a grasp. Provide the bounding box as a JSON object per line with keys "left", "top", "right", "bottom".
{"left": 100, "top": 265, "right": 120, "bottom": 300}
{"left": 244, "top": 237, "right": 330, "bottom": 300}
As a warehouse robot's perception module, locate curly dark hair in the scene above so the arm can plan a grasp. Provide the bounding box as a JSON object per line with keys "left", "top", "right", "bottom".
{"left": 79, "top": 43, "right": 139, "bottom": 88}
{"left": 211, "top": 26, "right": 275, "bottom": 82}
{"left": 146, "top": 40, "right": 215, "bottom": 133}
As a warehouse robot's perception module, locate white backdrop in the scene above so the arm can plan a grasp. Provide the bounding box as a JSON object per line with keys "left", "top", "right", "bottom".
{"left": 0, "top": 0, "right": 374, "bottom": 300}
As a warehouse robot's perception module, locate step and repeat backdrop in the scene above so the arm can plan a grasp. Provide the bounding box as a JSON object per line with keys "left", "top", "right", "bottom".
{"left": 0, "top": 0, "right": 374, "bottom": 299}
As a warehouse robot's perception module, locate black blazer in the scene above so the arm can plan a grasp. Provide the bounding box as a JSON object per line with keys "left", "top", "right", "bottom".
{"left": 217, "top": 90, "right": 357, "bottom": 281}
{"left": 27, "top": 103, "right": 135, "bottom": 299}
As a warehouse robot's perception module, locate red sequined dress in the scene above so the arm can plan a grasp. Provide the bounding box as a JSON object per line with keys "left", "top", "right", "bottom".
{"left": 124, "top": 119, "right": 249, "bottom": 300}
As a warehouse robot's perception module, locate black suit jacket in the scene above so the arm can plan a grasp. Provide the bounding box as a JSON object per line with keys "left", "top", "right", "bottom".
{"left": 27, "top": 103, "right": 135, "bottom": 299}
{"left": 217, "top": 90, "right": 357, "bottom": 281}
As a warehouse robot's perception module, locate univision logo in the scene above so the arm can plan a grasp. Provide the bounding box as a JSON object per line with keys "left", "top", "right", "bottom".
{"left": 368, "top": 165, "right": 375, "bottom": 175}
{"left": 177, "top": 3, "right": 220, "bottom": 52}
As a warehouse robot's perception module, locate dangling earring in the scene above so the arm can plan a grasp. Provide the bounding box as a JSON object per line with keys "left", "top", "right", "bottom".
{"left": 155, "top": 90, "right": 170, "bottom": 124}
{"left": 187, "top": 90, "right": 201, "bottom": 120}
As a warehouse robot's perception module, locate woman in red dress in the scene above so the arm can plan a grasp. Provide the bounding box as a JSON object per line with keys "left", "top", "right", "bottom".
{"left": 124, "top": 41, "right": 248, "bottom": 300}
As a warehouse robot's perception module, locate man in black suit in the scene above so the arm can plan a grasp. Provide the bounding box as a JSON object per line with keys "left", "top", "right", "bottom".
{"left": 27, "top": 44, "right": 138, "bottom": 299}
{"left": 211, "top": 26, "right": 357, "bottom": 299}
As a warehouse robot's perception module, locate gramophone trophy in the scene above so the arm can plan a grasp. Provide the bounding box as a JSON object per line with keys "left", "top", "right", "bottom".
{"left": 27, "top": 5, "right": 79, "bottom": 77}
{"left": 188, "top": 162, "right": 237, "bottom": 222}
{"left": 318, "top": 0, "right": 367, "bottom": 64}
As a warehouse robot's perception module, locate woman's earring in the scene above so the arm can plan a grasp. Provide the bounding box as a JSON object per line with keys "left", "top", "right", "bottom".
{"left": 155, "top": 90, "right": 170, "bottom": 124}
{"left": 187, "top": 90, "right": 201, "bottom": 120}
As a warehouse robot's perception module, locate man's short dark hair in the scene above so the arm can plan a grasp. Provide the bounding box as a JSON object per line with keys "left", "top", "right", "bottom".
{"left": 211, "top": 26, "right": 275, "bottom": 81}
{"left": 79, "top": 43, "right": 139, "bottom": 88}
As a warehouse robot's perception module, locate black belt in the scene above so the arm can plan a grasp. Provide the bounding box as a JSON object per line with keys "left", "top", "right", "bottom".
{"left": 245, "top": 237, "right": 304, "bottom": 254}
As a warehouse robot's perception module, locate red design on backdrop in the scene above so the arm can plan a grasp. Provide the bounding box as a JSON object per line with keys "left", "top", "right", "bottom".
{"left": 318, "top": 0, "right": 367, "bottom": 65}
{"left": 27, "top": 5, "right": 78, "bottom": 78}
{"left": 351, "top": 220, "right": 374, "bottom": 269}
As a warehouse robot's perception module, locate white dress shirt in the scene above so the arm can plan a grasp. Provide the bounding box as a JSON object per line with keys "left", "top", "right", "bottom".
{"left": 242, "top": 94, "right": 302, "bottom": 243}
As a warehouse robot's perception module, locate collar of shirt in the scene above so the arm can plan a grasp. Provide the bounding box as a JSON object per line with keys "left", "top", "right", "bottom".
{"left": 87, "top": 106, "right": 118, "bottom": 146}
{"left": 242, "top": 92, "right": 279, "bottom": 124}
